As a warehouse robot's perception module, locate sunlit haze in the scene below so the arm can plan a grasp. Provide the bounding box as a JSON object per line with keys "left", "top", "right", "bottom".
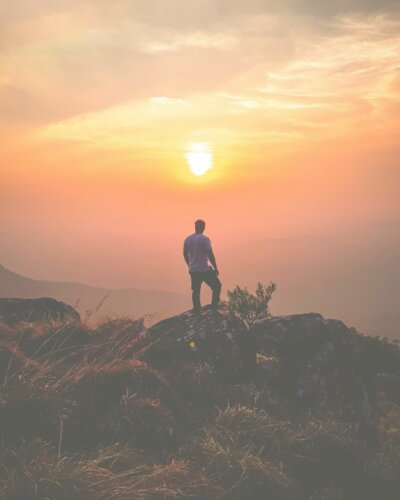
{"left": 1, "top": 1, "right": 399, "bottom": 337}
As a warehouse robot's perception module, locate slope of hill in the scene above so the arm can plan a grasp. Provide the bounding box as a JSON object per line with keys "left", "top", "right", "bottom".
{"left": 0, "top": 307, "right": 398, "bottom": 498}
{"left": 0, "top": 263, "right": 188, "bottom": 321}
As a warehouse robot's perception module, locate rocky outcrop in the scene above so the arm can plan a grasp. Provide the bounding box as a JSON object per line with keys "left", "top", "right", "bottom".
{"left": 144, "top": 306, "right": 256, "bottom": 380}
{"left": 0, "top": 297, "right": 80, "bottom": 325}
{"left": 251, "top": 313, "right": 376, "bottom": 428}
{"left": 143, "top": 309, "right": 382, "bottom": 428}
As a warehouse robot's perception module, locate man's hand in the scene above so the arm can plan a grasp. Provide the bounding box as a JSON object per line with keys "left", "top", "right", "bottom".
{"left": 208, "top": 249, "right": 219, "bottom": 276}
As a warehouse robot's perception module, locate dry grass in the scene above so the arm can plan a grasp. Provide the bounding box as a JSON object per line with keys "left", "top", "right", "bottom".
{"left": 0, "top": 440, "right": 217, "bottom": 500}
{"left": 0, "top": 316, "right": 399, "bottom": 499}
{"left": 192, "top": 409, "right": 295, "bottom": 499}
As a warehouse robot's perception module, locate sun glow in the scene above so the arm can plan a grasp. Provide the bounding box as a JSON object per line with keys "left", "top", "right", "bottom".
{"left": 185, "top": 143, "right": 213, "bottom": 176}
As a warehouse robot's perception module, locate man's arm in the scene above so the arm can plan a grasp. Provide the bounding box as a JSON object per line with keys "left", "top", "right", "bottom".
{"left": 183, "top": 243, "right": 190, "bottom": 266}
{"left": 208, "top": 249, "right": 219, "bottom": 275}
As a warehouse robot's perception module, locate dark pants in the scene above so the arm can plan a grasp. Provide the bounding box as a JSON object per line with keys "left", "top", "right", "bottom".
{"left": 190, "top": 270, "right": 222, "bottom": 312}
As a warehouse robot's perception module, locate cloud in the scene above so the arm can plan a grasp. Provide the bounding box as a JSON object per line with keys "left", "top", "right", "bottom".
{"left": 29, "top": 12, "right": 398, "bottom": 163}
{"left": 0, "top": 2, "right": 399, "bottom": 140}
{"left": 0, "top": 11, "right": 291, "bottom": 124}
{"left": 143, "top": 31, "right": 237, "bottom": 53}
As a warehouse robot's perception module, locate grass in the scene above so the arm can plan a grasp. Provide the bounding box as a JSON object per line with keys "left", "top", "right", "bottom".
{"left": 191, "top": 407, "right": 295, "bottom": 499}
{"left": 0, "top": 316, "right": 399, "bottom": 499}
{"left": 0, "top": 439, "right": 217, "bottom": 500}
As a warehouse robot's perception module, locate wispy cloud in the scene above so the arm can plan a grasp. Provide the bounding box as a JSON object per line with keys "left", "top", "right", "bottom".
{"left": 28, "top": 12, "right": 397, "bottom": 161}
{"left": 143, "top": 32, "right": 237, "bottom": 53}
{"left": 0, "top": 3, "right": 399, "bottom": 162}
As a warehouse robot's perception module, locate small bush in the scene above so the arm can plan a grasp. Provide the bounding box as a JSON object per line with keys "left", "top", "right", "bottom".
{"left": 226, "top": 282, "right": 276, "bottom": 328}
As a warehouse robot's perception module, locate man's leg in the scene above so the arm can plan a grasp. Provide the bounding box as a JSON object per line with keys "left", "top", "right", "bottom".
{"left": 203, "top": 270, "right": 222, "bottom": 308}
{"left": 190, "top": 272, "right": 202, "bottom": 313}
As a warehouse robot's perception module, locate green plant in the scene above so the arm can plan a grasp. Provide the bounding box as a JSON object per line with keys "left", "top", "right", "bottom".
{"left": 226, "top": 282, "right": 277, "bottom": 328}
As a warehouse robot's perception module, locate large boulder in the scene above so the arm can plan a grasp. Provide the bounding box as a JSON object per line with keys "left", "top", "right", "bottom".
{"left": 143, "top": 306, "right": 256, "bottom": 380}
{"left": 0, "top": 298, "right": 80, "bottom": 325}
{"left": 251, "top": 313, "right": 376, "bottom": 428}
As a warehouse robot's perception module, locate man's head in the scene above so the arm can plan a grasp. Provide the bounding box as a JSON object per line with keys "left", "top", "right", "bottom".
{"left": 195, "top": 219, "right": 206, "bottom": 234}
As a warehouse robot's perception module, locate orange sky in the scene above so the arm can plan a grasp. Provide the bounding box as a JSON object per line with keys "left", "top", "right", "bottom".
{"left": 1, "top": 1, "right": 399, "bottom": 337}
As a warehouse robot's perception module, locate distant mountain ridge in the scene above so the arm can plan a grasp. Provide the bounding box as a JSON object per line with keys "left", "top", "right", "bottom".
{"left": 0, "top": 263, "right": 188, "bottom": 322}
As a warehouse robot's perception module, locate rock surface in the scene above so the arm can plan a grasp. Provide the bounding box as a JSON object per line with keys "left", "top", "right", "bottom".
{"left": 144, "top": 306, "right": 256, "bottom": 379}
{"left": 144, "top": 309, "right": 382, "bottom": 427}
{"left": 0, "top": 297, "right": 80, "bottom": 325}
{"left": 251, "top": 313, "right": 376, "bottom": 427}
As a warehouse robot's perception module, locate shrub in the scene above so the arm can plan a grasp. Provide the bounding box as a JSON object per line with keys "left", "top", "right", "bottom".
{"left": 226, "top": 282, "right": 276, "bottom": 328}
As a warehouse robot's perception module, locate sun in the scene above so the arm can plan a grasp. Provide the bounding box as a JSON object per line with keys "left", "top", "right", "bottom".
{"left": 185, "top": 143, "right": 213, "bottom": 176}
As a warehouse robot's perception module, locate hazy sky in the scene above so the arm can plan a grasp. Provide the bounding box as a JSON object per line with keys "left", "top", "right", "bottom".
{"left": 1, "top": 1, "right": 399, "bottom": 336}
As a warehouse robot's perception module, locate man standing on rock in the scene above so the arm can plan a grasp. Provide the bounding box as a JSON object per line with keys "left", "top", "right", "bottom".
{"left": 183, "top": 220, "right": 222, "bottom": 313}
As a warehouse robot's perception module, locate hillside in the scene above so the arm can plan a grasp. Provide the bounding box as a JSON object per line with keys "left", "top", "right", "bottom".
{"left": 0, "top": 263, "right": 188, "bottom": 322}
{"left": 0, "top": 305, "right": 399, "bottom": 499}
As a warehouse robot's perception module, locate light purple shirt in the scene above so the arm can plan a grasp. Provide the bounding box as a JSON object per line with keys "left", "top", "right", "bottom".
{"left": 184, "top": 233, "right": 212, "bottom": 273}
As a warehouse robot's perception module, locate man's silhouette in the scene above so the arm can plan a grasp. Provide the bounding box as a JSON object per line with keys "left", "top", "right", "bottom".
{"left": 183, "top": 220, "right": 221, "bottom": 313}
